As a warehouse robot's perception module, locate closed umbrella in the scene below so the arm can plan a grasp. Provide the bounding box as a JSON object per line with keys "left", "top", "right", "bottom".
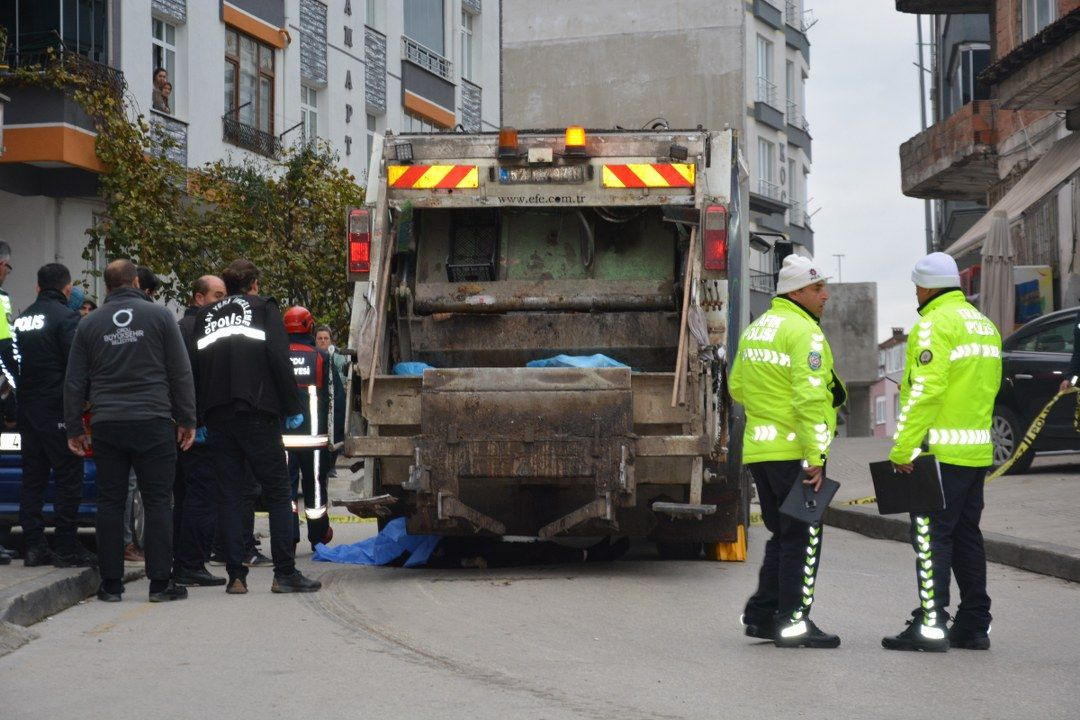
{"left": 979, "top": 210, "right": 1015, "bottom": 335}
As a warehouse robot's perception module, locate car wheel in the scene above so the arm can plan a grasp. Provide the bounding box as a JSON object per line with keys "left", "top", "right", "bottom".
{"left": 129, "top": 487, "right": 146, "bottom": 549}
{"left": 991, "top": 405, "right": 1034, "bottom": 475}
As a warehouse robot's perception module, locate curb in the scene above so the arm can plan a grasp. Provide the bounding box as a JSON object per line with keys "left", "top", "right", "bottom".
{"left": 0, "top": 566, "right": 147, "bottom": 628}
{"left": 824, "top": 505, "right": 1080, "bottom": 584}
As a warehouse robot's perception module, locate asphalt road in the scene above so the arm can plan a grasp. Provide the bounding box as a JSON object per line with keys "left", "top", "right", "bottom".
{"left": 2, "top": 524, "right": 1077, "bottom": 720}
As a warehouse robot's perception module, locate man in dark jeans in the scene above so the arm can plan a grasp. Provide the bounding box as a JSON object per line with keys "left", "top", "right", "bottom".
{"left": 191, "top": 259, "right": 320, "bottom": 595}
{"left": 13, "top": 263, "right": 93, "bottom": 567}
{"left": 64, "top": 260, "right": 196, "bottom": 603}
{"left": 173, "top": 275, "right": 228, "bottom": 586}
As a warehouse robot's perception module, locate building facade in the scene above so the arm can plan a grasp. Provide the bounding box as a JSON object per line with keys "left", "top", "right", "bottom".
{"left": 869, "top": 328, "right": 908, "bottom": 439}
{"left": 897, "top": 0, "right": 1080, "bottom": 320}
{"left": 745, "top": 0, "right": 815, "bottom": 317}
{"left": 0, "top": 0, "right": 500, "bottom": 311}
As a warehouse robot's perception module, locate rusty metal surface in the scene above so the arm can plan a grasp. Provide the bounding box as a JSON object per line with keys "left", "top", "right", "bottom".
{"left": 334, "top": 494, "right": 398, "bottom": 518}
{"left": 413, "top": 279, "right": 674, "bottom": 313}
{"left": 437, "top": 494, "right": 506, "bottom": 535}
{"left": 408, "top": 312, "right": 678, "bottom": 371}
{"left": 635, "top": 435, "right": 710, "bottom": 457}
{"left": 538, "top": 496, "right": 614, "bottom": 539}
{"left": 361, "top": 375, "right": 422, "bottom": 425}
{"left": 421, "top": 367, "right": 630, "bottom": 392}
{"left": 344, "top": 435, "right": 414, "bottom": 457}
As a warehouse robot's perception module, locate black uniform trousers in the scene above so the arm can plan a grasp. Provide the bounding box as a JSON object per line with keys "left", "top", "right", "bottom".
{"left": 743, "top": 460, "right": 823, "bottom": 626}
{"left": 91, "top": 420, "right": 176, "bottom": 583}
{"left": 173, "top": 443, "right": 218, "bottom": 571}
{"left": 18, "top": 405, "right": 84, "bottom": 552}
{"left": 910, "top": 462, "right": 991, "bottom": 633}
{"left": 207, "top": 410, "right": 295, "bottom": 579}
{"left": 288, "top": 448, "right": 330, "bottom": 546}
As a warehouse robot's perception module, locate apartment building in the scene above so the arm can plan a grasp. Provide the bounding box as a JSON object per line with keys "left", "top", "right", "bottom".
{"left": 745, "top": 0, "right": 814, "bottom": 316}
{"left": 869, "top": 328, "right": 908, "bottom": 439}
{"left": 0, "top": 0, "right": 500, "bottom": 310}
{"left": 897, "top": 0, "right": 1080, "bottom": 315}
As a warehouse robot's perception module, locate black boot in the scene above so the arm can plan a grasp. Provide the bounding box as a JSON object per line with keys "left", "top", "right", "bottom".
{"left": 948, "top": 626, "right": 990, "bottom": 650}
{"left": 53, "top": 545, "right": 98, "bottom": 568}
{"left": 741, "top": 614, "right": 775, "bottom": 640}
{"left": 23, "top": 544, "right": 53, "bottom": 567}
{"left": 271, "top": 571, "right": 322, "bottom": 593}
{"left": 148, "top": 581, "right": 189, "bottom": 603}
{"left": 774, "top": 618, "right": 841, "bottom": 648}
{"left": 173, "top": 566, "right": 227, "bottom": 587}
{"left": 882, "top": 619, "right": 949, "bottom": 652}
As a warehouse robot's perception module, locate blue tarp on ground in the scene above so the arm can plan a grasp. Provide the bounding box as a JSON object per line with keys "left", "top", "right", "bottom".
{"left": 393, "top": 362, "right": 435, "bottom": 376}
{"left": 312, "top": 518, "right": 441, "bottom": 567}
{"left": 526, "top": 354, "right": 628, "bottom": 369}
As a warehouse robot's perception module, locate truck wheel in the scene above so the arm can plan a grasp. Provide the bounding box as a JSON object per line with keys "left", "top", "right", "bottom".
{"left": 129, "top": 487, "right": 146, "bottom": 550}
{"left": 656, "top": 541, "right": 703, "bottom": 560}
{"left": 991, "top": 405, "right": 1034, "bottom": 475}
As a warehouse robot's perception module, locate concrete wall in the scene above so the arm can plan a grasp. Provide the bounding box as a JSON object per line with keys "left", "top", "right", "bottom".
{"left": 820, "top": 282, "right": 878, "bottom": 438}
{"left": 501, "top": 0, "right": 745, "bottom": 133}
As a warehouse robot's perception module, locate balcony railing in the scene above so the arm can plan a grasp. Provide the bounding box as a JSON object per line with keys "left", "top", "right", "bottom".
{"left": 756, "top": 76, "right": 778, "bottom": 108}
{"left": 757, "top": 178, "right": 783, "bottom": 201}
{"left": 750, "top": 269, "right": 776, "bottom": 294}
{"left": 1, "top": 49, "right": 126, "bottom": 98}
{"left": 402, "top": 35, "right": 453, "bottom": 81}
{"left": 222, "top": 117, "right": 281, "bottom": 158}
{"left": 785, "top": 1, "right": 817, "bottom": 32}
{"left": 785, "top": 99, "right": 810, "bottom": 132}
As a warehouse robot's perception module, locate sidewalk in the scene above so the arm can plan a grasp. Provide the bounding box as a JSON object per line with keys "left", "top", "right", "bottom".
{"left": 823, "top": 437, "right": 1080, "bottom": 583}
{"left": 0, "top": 557, "right": 146, "bottom": 627}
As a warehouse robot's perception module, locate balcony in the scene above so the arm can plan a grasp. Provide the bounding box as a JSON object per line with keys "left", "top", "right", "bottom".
{"left": 750, "top": 269, "right": 776, "bottom": 294}
{"left": 756, "top": 76, "right": 778, "bottom": 107}
{"left": 0, "top": 51, "right": 125, "bottom": 174}
{"left": 980, "top": 9, "right": 1080, "bottom": 111}
{"left": 785, "top": 99, "right": 809, "bottom": 133}
{"left": 894, "top": 1, "right": 990, "bottom": 12}
{"left": 899, "top": 100, "right": 1001, "bottom": 201}
{"left": 754, "top": 76, "right": 785, "bottom": 131}
{"left": 402, "top": 36, "right": 452, "bottom": 81}
{"left": 150, "top": 110, "right": 188, "bottom": 168}
{"left": 222, "top": 117, "right": 280, "bottom": 159}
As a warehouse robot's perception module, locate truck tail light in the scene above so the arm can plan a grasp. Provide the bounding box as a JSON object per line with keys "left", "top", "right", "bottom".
{"left": 348, "top": 208, "right": 371, "bottom": 275}
{"left": 703, "top": 204, "right": 728, "bottom": 272}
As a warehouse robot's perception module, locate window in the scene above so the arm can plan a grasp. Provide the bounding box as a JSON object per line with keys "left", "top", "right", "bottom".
{"left": 1014, "top": 322, "right": 1073, "bottom": 354}
{"left": 949, "top": 43, "right": 991, "bottom": 113}
{"left": 756, "top": 35, "right": 775, "bottom": 106}
{"left": 460, "top": 10, "right": 474, "bottom": 81}
{"left": 874, "top": 396, "right": 886, "bottom": 426}
{"left": 366, "top": 0, "right": 376, "bottom": 28}
{"left": 757, "top": 137, "right": 777, "bottom": 199}
{"left": 893, "top": 393, "right": 901, "bottom": 421}
{"left": 404, "top": 0, "right": 444, "bottom": 54}
{"left": 1023, "top": 0, "right": 1056, "bottom": 40}
{"left": 403, "top": 111, "right": 440, "bottom": 133}
{"left": 366, "top": 113, "right": 377, "bottom": 168}
{"left": 225, "top": 29, "right": 275, "bottom": 133}
{"left": 787, "top": 158, "right": 799, "bottom": 223}
{"left": 300, "top": 85, "right": 318, "bottom": 142}
{"left": 152, "top": 18, "right": 177, "bottom": 114}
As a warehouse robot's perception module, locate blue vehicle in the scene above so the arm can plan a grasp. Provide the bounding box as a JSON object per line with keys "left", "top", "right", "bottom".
{"left": 0, "top": 431, "right": 144, "bottom": 545}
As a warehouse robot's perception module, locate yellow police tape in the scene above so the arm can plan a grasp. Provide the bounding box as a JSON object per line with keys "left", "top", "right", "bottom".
{"left": 840, "top": 387, "right": 1080, "bottom": 506}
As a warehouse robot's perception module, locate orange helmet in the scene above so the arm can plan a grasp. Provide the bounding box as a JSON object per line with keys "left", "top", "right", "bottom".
{"left": 283, "top": 306, "right": 314, "bottom": 335}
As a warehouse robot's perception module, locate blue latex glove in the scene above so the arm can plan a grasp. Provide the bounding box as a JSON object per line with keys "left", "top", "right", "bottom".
{"left": 285, "top": 414, "right": 304, "bottom": 430}
{"left": 195, "top": 427, "right": 208, "bottom": 444}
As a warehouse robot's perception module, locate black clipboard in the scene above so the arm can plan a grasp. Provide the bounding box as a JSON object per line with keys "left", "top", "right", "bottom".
{"left": 780, "top": 476, "right": 840, "bottom": 524}
{"left": 869, "top": 455, "right": 946, "bottom": 515}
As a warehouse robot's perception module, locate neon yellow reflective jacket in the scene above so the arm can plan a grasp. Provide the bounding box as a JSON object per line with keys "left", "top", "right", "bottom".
{"left": 730, "top": 297, "right": 846, "bottom": 465}
{"left": 889, "top": 290, "right": 1002, "bottom": 468}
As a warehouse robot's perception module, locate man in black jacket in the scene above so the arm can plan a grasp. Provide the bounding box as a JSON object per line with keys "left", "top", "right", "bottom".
{"left": 173, "top": 275, "right": 228, "bottom": 586}
{"left": 13, "top": 264, "right": 93, "bottom": 568}
{"left": 191, "top": 259, "right": 321, "bottom": 594}
{"left": 65, "top": 260, "right": 196, "bottom": 603}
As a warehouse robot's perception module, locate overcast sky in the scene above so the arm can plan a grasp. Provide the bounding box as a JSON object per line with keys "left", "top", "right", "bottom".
{"left": 808, "top": 1, "right": 930, "bottom": 341}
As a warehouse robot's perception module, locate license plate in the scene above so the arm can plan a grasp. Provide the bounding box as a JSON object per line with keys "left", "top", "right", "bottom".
{"left": 0, "top": 433, "right": 21, "bottom": 452}
{"left": 499, "top": 166, "right": 585, "bottom": 184}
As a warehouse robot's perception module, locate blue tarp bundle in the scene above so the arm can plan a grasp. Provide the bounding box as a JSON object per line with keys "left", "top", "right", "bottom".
{"left": 526, "top": 354, "right": 628, "bottom": 369}
{"left": 393, "top": 362, "right": 435, "bottom": 376}
{"left": 312, "top": 517, "right": 440, "bottom": 567}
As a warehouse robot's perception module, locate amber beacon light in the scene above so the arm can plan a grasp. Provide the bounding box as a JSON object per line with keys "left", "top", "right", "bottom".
{"left": 564, "top": 125, "right": 586, "bottom": 156}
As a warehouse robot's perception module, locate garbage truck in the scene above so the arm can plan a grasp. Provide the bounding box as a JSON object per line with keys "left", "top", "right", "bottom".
{"left": 340, "top": 126, "right": 751, "bottom": 560}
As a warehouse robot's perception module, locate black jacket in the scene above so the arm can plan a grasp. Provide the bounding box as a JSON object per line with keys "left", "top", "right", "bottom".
{"left": 12, "top": 288, "right": 82, "bottom": 412}
{"left": 191, "top": 294, "right": 303, "bottom": 423}
{"left": 64, "top": 287, "right": 197, "bottom": 435}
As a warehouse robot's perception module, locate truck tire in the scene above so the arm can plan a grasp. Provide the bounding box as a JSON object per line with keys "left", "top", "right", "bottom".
{"left": 129, "top": 487, "right": 146, "bottom": 550}
{"left": 656, "top": 541, "right": 703, "bottom": 560}
{"left": 991, "top": 404, "right": 1034, "bottom": 475}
